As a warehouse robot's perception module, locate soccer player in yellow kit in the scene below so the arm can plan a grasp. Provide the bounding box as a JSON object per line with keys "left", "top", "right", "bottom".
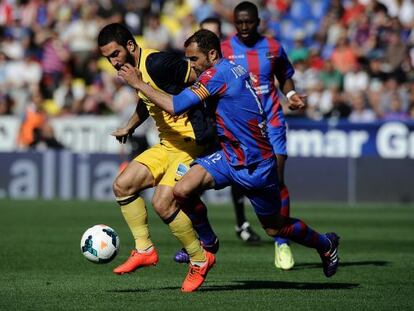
{"left": 98, "top": 23, "right": 216, "bottom": 292}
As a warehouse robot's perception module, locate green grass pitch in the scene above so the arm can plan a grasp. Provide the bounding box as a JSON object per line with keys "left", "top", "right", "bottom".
{"left": 0, "top": 199, "right": 413, "bottom": 310}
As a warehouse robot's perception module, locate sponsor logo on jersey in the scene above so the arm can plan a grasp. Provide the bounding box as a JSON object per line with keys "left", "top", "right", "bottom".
{"left": 227, "top": 54, "right": 245, "bottom": 60}
{"left": 253, "top": 85, "right": 270, "bottom": 95}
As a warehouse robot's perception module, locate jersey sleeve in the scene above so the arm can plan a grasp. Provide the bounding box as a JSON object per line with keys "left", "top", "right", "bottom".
{"left": 173, "top": 67, "right": 226, "bottom": 115}
{"left": 274, "top": 46, "right": 295, "bottom": 83}
{"left": 198, "top": 67, "right": 227, "bottom": 96}
{"left": 172, "top": 85, "right": 204, "bottom": 115}
{"left": 146, "top": 51, "right": 191, "bottom": 94}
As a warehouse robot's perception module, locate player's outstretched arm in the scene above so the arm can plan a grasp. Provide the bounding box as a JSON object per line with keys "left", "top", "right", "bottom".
{"left": 111, "top": 99, "right": 149, "bottom": 144}
{"left": 118, "top": 63, "right": 176, "bottom": 115}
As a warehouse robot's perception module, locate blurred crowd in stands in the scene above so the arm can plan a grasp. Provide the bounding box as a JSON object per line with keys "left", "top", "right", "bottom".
{"left": 1, "top": 0, "right": 414, "bottom": 148}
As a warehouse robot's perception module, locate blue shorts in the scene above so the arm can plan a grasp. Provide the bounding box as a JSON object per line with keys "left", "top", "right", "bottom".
{"left": 194, "top": 150, "right": 280, "bottom": 216}
{"left": 268, "top": 126, "right": 287, "bottom": 156}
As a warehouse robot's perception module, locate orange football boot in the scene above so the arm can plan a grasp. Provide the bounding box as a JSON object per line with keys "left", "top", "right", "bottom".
{"left": 181, "top": 251, "right": 216, "bottom": 292}
{"left": 113, "top": 248, "right": 158, "bottom": 274}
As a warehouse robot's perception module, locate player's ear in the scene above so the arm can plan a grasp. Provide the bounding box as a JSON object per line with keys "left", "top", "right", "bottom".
{"left": 127, "top": 40, "right": 135, "bottom": 53}
{"left": 208, "top": 49, "right": 219, "bottom": 62}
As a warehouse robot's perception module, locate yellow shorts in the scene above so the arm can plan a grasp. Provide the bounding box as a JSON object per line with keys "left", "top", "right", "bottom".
{"left": 134, "top": 142, "right": 205, "bottom": 187}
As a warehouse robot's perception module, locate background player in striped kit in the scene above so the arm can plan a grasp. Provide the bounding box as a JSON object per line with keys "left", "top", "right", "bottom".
{"left": 221, "top": 1, "right": 306, "bottom": 270}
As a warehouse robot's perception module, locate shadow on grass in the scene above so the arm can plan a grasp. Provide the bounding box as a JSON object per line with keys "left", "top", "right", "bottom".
{"left": 198, "top": 280, "right": 359, "bottom": 292}
{"left": 108, "top": 280, "right": 358, "bottom": 293}
{"left": 107, "top": 288, "right": 151, "bottom": 293}
{"left": 294, "top": 260, "right": 389, "bottom": 270}
{"left": 106, "top": 261, "right": 381, "bottom": 293}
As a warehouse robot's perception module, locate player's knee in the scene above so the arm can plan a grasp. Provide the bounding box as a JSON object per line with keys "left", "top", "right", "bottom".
{"left": 151, "top": 197, "right": 172, "bottom": 219}
{"left": 112, "top": 178, "right": 122, "bottom": 197}
{"left": 113, "top": 176, "right": 136, "bottom": 197}
{"left": 173, "top": 182, "right": 192, "bottom": 203}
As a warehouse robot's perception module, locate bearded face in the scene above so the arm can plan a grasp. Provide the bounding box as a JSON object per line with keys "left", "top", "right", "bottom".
{"left": 100, "top": 41, "right": 136, "bottom": 71}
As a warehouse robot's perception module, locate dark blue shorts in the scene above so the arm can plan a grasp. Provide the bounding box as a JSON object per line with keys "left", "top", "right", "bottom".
{"left": 194, "top": 150, "right": 280, "bottom": 216}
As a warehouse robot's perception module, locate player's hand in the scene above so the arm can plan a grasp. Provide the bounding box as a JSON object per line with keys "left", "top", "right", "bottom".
{"left": 118, "top": 64, "right": 143, "bottom": 89}
{"left": 111, "top": 127, "right": 132, "bottom": 144}
{"left": 288, "top": 93, "right": 307, "bottom": 111}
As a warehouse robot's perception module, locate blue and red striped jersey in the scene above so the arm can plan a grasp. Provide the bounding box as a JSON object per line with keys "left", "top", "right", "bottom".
{"left": 173, "top": 58, "right": 274, "bottom": 166}
{"left": 221, "top": 35, "right": 294, "bottom": 127}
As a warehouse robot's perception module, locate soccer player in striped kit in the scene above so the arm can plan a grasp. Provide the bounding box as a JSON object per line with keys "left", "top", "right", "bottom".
{"left": 221, "top": 1, "right": 305, "bottom": 270}
{"left": 200, "top": 16, "right": 262, "bottom": 246}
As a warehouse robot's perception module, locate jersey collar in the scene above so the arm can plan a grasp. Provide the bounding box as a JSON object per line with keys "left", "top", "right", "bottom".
{"left": 136, "top": 47, "right": 142, "bottom": 69}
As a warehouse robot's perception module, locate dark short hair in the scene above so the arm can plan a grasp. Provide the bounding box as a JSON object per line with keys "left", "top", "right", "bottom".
{"left": 234, "top": 1, "right": 259, "bottom": 19}
{"left": 98, "top": 23, "right": 136, "bottom": 47}
{"left": 200, "top": 17, "right": 222, "bottom": 29}
{"left": 184, "top": 29, "right": 222, "bottom": 57}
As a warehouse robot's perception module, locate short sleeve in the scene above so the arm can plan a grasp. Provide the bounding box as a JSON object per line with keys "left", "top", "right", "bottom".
{"left": 173, "top": 66, "right": 227, "bottom": 114}
{"left": 198, "top": 67, "right": 227, "bottom": 97}
{"left": 172, "top": 87, "right": 203, "bottom": 115}
{"left": 274, "top": 47, "right": 295, "bottom": 82}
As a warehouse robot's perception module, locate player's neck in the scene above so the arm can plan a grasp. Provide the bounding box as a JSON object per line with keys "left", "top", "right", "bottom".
{"left": 237, "top": 33, "right": 260, "bottom": 47}
{"left": 211, "top": 56, "right": 222, "bottom": 67}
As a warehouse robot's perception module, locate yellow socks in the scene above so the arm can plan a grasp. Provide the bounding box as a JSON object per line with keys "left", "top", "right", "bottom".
{"left": 116, "top": 195, "right": 153, "bottom": 251}
{"left": 117, "top": 195, "right": 205, "bottom": 263}
{"left": 166, "top": 209, "right": 206, "bottom": 262}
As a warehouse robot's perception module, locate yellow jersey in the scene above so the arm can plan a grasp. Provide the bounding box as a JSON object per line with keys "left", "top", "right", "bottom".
{"left": 137, "top": 48, "right": 199, "bottom": 149}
